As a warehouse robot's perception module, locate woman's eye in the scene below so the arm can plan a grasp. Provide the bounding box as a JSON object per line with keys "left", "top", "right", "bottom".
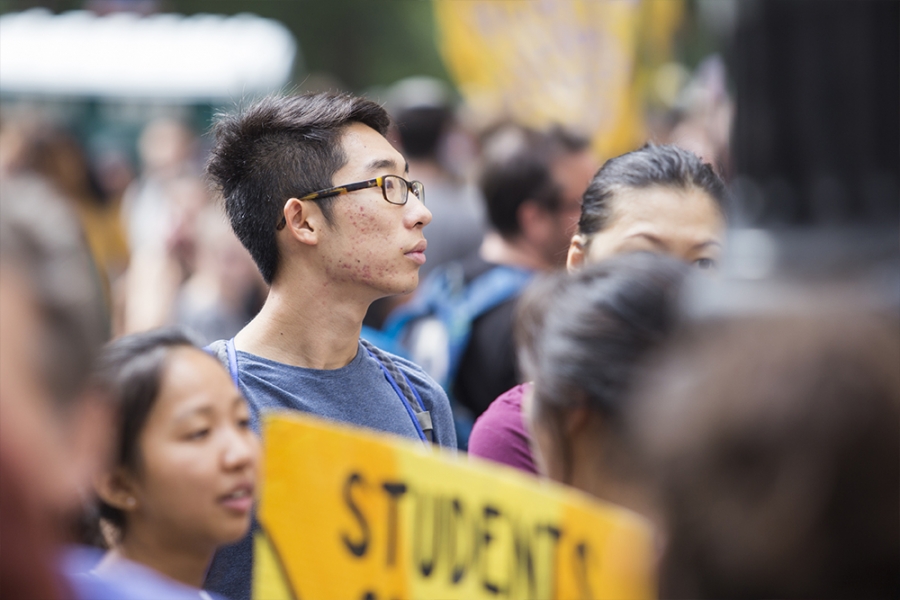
{"left": 237, "top": 418, "right": 251, "bottom": 430}
{"left": 693, "top": 257, "right": 716, "bottom": 270}
{"left": 187, "top": 428, "right": 210, "bottom": 440}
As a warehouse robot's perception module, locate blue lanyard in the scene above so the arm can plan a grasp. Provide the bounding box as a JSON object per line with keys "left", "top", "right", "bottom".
{"left": 362, "top": 346, "right": 428, "bottom": 443}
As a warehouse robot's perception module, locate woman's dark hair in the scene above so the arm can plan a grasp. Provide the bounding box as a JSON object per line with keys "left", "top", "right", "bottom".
{"left": 514, "top": 268, "right": 572, "bottom": 387}
{"left": 91, "top": 327, "right": 206, "bottom": 531}
{"left": 206, "top": 92, "right": 391, "bottom": 284}
{"left": 516, "top": 252, "right": 688, "bottom": 480}
{"left": 578, "top": 143, "right": 726, "bottom": 236}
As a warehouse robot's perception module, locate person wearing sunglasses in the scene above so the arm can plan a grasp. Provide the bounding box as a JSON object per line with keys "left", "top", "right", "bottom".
{"left": 202, "top": 93, "right": 457, "bottom": 600}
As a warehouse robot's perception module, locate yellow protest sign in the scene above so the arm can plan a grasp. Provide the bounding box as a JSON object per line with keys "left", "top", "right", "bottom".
{"left": 434, "top": 0, "right": 683, "bottom": 160}
{"left": 253, "top": 413, "right": 655, "bottom": 600}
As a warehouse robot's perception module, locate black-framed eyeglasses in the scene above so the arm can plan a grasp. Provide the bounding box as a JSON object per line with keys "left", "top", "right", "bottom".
{"left": 276, "top": 175, "right": 425, "bottom": 230}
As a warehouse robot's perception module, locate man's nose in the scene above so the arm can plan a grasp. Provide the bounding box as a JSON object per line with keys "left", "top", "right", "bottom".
{"left": 407, "top": 194, "right": 432, "bottom": 228}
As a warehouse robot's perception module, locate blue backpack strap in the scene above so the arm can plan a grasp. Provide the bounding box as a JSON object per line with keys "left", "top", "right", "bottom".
{"left": 443, "top": 265, "right": 534, "bottom": 384}
{"left": 360, "top": 339, "right": 432, "bottom": 444}
{"left": 379, "top": 264, "right": 533, "bottom": 450}
{"left": 360, "top": 325, "right": 409, "bottom": 358}
{"left": 383, "top": 264, "right": 533, "bottom": 387}
{"left": 382, "top": 264, "right": 462, "bottom": 340}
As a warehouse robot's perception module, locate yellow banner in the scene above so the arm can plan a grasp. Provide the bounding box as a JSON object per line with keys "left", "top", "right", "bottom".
{"left": 253, "top": 413, "right": 655, "bottom": 600}
{"left": 434, "top": 0, "right": 683, "bottom": 160}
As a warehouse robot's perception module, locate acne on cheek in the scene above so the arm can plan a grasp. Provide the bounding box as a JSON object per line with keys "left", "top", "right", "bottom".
{"left": 324, "top": 205, "right": 410, "bottom": 286}
{"left": 345, "top": 218, "right": 371, "bottom": 235}
{"left": 325, "top": 254, "right": 377, "bottom": 283}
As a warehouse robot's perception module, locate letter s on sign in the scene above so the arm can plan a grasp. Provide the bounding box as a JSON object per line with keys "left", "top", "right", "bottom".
{"left": 342, "top": 472, "right": 370, "bottom": 558}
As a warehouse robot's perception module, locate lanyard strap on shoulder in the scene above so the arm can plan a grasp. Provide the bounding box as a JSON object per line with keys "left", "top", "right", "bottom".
{"left": 363, "top": 345, "right": 431, "bottom": 445}
{"left": 225, "top": 338, "right": 239, "bottom": 388}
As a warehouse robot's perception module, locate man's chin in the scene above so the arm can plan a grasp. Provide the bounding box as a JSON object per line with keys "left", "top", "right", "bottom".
{"left": 371, "top": 276, "right": 419, "bottom": 300}
{"left": 395, "top": 274, "right": 420, "bottom": 296}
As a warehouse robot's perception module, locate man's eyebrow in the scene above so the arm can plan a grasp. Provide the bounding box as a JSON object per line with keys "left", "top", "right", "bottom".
{"left": 366, "top": 158, "right": 407, "bottom": 174}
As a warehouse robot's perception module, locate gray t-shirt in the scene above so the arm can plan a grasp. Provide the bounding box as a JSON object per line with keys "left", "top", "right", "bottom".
{"left": 204, "top": 339, "right": 456, "bottom": 600}
{"left": 236, "top": 340, "right": 455, "bottom": 444}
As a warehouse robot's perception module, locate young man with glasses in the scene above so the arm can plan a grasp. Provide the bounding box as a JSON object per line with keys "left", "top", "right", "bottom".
{"left": 202, "top": 93, "right": 456, "bottom": 600}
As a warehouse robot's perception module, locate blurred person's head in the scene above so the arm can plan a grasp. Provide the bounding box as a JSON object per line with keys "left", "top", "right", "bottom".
{"left": 91, "top": 328, "right": 259, "bottom": 586}
{"left": 164, "top": 176, "right": 212, "bottom": 274}
{"left": 0, "top": 176, "right": 110, "bottom": 519}
{"left": 480, "top": 124, "right": 598, "bottom": 268}
{"left": 634, "top": 313, "right": 900, "bottom": 598}
{"left": 194, "top": 206, "right": 263, "bottom": 311}
{"left": 94, "top": 149, "right": 135, "bottom": 204}
{"left": 137, "top": 118, "right": 197, "bottom": 178}
{"left": 386, "top": 76, "right": 454, "bottom": 163}
{"left": 517, "top": 252, "right": 687, "bottom": 516}
{"left": 0, "top": 121, "right": 100, "bottom": 205}
{"left": 394, "top": 106, "right": 452, "bottom": 162}
{"left": 568, "top": 144, "right": 725, "bottom": 272}
{"left": 207, "top": 92, "right": 431, "bottom": 299}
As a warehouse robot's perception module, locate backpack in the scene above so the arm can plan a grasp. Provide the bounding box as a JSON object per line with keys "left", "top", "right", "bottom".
{"left": 382, "top": 262, "right": 534, "bottom": 447}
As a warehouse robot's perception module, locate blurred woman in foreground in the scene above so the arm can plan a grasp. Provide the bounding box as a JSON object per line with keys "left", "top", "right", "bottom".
{"left": 633, "top": 313, "right": 900, "bottom": 597}
{"left": 89, "top": 329, "right": 260, "bottom": 597}
{"left": 517, "top": 253, "right": 687, "bottom": 517}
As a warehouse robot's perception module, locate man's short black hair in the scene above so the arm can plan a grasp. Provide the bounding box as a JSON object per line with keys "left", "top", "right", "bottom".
{"left": 206, "top": 93, "right": 391, "bottom": 284}
{"left": 478, "top": 124, "right": 590, "bottom": 239}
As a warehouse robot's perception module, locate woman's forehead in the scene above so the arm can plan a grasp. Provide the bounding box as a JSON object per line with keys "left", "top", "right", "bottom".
{"left": 605, "top": 185, "right": 723, "bottom": 231}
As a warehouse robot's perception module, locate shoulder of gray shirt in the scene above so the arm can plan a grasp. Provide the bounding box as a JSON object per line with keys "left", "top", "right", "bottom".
{"left": 205, "top": 339, "right": 458, "bottom": 450}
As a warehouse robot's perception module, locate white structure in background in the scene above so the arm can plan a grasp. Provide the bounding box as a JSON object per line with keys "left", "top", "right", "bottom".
{"left": 0, "top": 9, "right": 297, "bottom": 99}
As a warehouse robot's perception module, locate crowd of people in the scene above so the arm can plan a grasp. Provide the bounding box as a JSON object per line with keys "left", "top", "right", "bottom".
{"left": 0, "top": 83, "right": 897, "bottom": 600}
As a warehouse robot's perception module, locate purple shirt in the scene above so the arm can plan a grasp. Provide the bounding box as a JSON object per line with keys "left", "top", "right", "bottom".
{"left": 467, "top": 383, "right": 538, "bottom": 474}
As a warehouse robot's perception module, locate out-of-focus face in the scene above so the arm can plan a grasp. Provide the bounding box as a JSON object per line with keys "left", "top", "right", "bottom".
{"left": 0, "top": 267, "right": 78, "bottom": 514}
{"left": 317, "top": 122, "right": 432, "bottom": 298}
{"left": 568, "top": 185, "right": 725, "bottom": 271}
{"left": 126, "top": 348, "right": 260, "bottom": 548}
{"left": 545, "top": 150, "right": 599, "bottom": 266}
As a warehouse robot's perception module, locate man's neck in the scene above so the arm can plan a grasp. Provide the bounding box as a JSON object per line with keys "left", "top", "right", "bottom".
{"left": 479, "top": 230, "right": 554, "bottom": 271}
{"left": 234, "top": 269, "right": 371, "bottom": 370}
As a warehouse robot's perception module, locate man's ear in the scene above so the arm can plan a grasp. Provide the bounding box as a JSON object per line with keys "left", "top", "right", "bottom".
{"left": 567, "top": 234, "right": 588, "bottom": 272}
{"left": 282, "top": 198, "right": 325, "bottom": 247}
{"left": 93, "top": 468, "right": 139, "bottom": 513}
